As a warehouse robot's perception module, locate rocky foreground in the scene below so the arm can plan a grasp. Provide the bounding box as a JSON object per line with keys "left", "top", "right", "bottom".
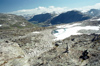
{"left": 0, "top": 29, "right": 55, "bottom": 66}
{"left": 33, "top": 34, "right": 100, "bottom": 66}
{"left": 0, "top": 31, "right": 100, "bottom": 66}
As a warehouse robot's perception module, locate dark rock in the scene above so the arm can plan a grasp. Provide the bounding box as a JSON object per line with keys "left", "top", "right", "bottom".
{"left": 5, "top": 41, "right": 9, "bottom": 43}
{"left": 71, "top": 38, "right": 74, "bottom": 41}
{"left": 55, "top": 44, "right": 59, "bottom": 47}
{"left": 80, "top": 50, "right": 89, "bottom": 60}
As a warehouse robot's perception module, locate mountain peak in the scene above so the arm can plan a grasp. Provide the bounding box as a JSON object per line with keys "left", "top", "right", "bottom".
{"left": 86, "top": 9, "right": 100, "bottom": 17}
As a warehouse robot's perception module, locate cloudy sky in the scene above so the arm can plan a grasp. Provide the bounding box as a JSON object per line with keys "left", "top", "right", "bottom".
{"left": 0, "top": 0, "right": 100, "bottom": 15}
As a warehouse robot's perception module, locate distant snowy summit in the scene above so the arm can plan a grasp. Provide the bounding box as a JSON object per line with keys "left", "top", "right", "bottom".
{"left": 28, "top": 10, "right": 91, "bottom": 25}
{"left": 86, "top": 9, "right": 100, "bottom": 17}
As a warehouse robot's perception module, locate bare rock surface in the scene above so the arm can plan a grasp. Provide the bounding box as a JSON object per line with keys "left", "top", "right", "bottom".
{"left": 0, "top": 27, "right": 100, "bottom": 66}
{"left": 0, "top": 40, "right": 30, "bottom": 66}
{"left": 32, "top": 34, "right": 100, "bottom": 66}
{"left": 0, "top": 29, "right": 55, "bottom": 66}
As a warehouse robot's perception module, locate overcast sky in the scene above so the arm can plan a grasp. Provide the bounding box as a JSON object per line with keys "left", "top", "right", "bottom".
{"left": 0, "top": 0, "right": 100, "bottom": 15}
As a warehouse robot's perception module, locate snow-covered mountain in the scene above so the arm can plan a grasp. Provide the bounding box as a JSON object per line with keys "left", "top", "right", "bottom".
{"left": 22, "top": 14, "right": 34, "bottom": 20}
{"left": 86, "top": 9, "right": 100, "bottom": 17}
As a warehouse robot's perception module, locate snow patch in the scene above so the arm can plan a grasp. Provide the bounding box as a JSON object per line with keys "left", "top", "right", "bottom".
{"left": 90, "top": 18, "right": 100, "bottom": 21}
{"left": 0, "top": 25, "right": 2, "bottom": 27}
{"left": 33, "top": 31, "right": 40, "bottom": 33}
{"left": 56, "top": 23, "right": 82, "bottom": 28}
{"left": 21, "top": 22, "right": 26, "bottom": 26}
{"left": 96, "top": 18, "right": 100, "bottom": 21}
{"left": 91, "top": 11, "right": 94, "bottom": 14}
{"left": 53, "top": 25, "right": 100, "bottom": 41}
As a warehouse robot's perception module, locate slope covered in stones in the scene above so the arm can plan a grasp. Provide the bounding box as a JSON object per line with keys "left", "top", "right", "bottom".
{"left": 33, "top": 34, "right": 100, "bottom": 66}
{"left": 0, "top": 13, "right": 34, "bottom": 29}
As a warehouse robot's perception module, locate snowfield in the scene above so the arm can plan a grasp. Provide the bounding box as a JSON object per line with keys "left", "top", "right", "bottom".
{"left": 97, "top": 18, "right": 100, "bottom": 21}
{"left": 56, "top": 23, "right": 82, "bottom": 28}
{"left": 90, "top": 18, "right": 100, "bottom": 21}
{"left": 53, "top": 23, "right": 100, "bottom": 41}
{"left": 0, "top": 25, "right": 2, "bottom": 27}
{"left": 33, "top": 31, "right": 40, "bottom": 33}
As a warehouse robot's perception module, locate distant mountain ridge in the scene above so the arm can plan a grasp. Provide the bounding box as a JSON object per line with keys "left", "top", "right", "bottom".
{"left": 29, "top": 13, "right": 53, "bottom": 23}
{"left": 28, "top": 10, "right": 91, "bottom": 26}
{"left": 22, "top": 14, "right": 34, "bottom": 20}
{"left": 50, "top": 10, "right": 91, "bottom": 25}
{"left": 23, "top": 9, "right": 100, "bottom": 26}
{"left": 86, "top": 9, "right": 100, "bottom": 17}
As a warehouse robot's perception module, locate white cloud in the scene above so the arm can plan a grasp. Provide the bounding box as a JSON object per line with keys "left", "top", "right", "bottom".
{"left": 8, "top": 3, "right": 100, "bottom": 15}
{"left": 74, "top": 3, "right": 100, "bottom": 12}
{"left": 8, "top": 6, "right": 69, "bottom": 15}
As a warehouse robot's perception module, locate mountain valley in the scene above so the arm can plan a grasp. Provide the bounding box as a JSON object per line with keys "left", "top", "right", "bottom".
{"left": 0, "top": 9, "right": 100, "bottom": 66}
